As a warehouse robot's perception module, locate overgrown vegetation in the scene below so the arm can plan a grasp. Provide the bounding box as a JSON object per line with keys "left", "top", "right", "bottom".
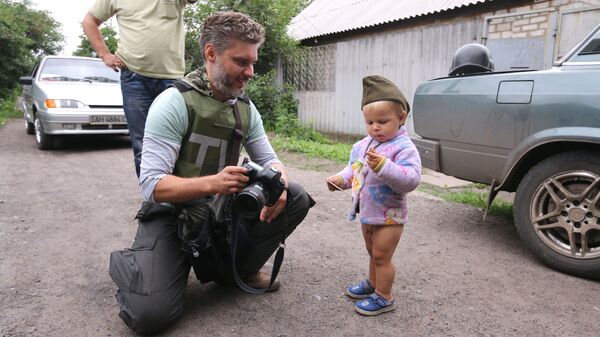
{"left": 0, "top": 0, "right": 61, "bottom": 126}
{"left": 245, "top": 71, "right": 295, "bottom": 129}
{"left": 183, "top": 0, "right": 310, "bottom": 74}
{"left": 0, "top": 88, "right": 21, "bottom": 126}
{"left": 245, "top": 71, "right": 353, "bottom": 163}
{"left": 0, "top": 0, "right": 62, "bottom": 100}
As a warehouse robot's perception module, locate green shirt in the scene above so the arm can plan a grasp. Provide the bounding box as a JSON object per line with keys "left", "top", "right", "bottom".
{"left": 90, "top": 0, "right": 195, "bottom": 78}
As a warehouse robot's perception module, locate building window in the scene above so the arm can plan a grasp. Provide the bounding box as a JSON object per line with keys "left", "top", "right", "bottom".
{"left": 284, "top": 44, "right": 336, "bottom": 91}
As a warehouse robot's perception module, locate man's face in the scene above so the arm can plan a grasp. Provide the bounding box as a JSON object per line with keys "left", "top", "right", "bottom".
{"left": 208, "top": 40, "right": 259, "bottom": 99}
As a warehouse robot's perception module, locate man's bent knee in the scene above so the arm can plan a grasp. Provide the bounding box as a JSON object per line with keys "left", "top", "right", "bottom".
{"left": 109, "top": 211, "right": 188, "bottom": 334}
{"left": 116, "top": 288, "right": 184, "bottom": 334}
{"left": 286, "top": 182, "right": 316, "bottom": 225}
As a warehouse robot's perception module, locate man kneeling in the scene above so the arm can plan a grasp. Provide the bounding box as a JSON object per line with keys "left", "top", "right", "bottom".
{"left": 109, "top": 11, "right": 314, "bottom": 334}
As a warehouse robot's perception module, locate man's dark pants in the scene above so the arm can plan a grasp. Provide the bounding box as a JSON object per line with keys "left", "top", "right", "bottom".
{"left": 120, "top": 69, "right": 176, "bottom": 177}
{"left": 109, "top": 182, "right": 314, "bottom": 334}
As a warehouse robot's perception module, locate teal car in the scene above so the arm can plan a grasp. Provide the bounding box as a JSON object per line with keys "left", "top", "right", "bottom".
{"left": 412, "top": 24, "right": 600, "bottom": 279}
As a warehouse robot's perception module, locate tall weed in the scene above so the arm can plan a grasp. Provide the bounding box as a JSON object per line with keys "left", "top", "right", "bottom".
{"left": 0, "top": 88, "right": 21, "bottom": 126}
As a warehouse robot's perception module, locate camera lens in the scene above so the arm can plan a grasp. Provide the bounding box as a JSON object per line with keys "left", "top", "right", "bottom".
{"left": 234, "top": 183, "right": 269, "bottom": 218}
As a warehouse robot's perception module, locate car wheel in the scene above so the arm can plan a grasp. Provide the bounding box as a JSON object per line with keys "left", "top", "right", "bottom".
{"left": 514, "top": 150, "right": 600, "bottom": 279}
{"left": 25, "top": 115, "right": 35, "bottom": 135}
{"left": 34, "top": 116, "right": 55, "bottom": 150}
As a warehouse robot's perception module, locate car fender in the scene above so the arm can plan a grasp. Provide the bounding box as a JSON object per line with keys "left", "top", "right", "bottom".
{"left": 495, "top": 126, "right": 600, "bottom": 193}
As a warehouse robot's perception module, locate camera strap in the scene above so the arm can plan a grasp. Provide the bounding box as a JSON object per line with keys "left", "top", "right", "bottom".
{"left": 226, "top": 103, "right": 286, "bottom": 293}
{"left": 230, "top": 216, "right": 286, "bottom": 294}
{"left": 229, "top": 104, "right": 244, "bottom": 166}
{"left": 230, "top": 191, "right": 291, "bottom": 294}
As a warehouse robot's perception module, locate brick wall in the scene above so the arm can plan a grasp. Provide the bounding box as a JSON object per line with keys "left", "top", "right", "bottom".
{"left": 486, "top": 0, "right": 600, "bottom": 39}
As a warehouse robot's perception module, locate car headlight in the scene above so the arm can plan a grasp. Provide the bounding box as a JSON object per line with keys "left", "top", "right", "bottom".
{"left": 45, "top": 99, "right": 85, "bottom": 109}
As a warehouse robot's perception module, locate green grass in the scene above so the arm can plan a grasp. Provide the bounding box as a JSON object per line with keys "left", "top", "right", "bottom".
{"left": 0, "top": 91, "right": 21, "bottom": 126}
{"left": 418, "top": 182, "right": 513, "bottom": 218}
{"left": 447, "top": 190, "right": 513, "bottom": 218}
{"left": 270, "top": 135, "right": 352, "bottom": 164}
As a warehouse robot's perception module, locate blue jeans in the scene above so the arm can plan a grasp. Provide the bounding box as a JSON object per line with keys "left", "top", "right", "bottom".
{"left": 120, "top": 69, "right": 177, "bottom": 177}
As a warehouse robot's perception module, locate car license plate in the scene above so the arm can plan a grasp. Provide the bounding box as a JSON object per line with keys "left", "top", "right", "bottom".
{"left": 90, "top": 115, "right": 127, "bottom": 124}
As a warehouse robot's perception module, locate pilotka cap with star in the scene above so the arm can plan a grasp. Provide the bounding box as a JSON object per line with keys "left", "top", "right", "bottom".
{"left": 361, "top": 75, "right": 410, "bottom": 113}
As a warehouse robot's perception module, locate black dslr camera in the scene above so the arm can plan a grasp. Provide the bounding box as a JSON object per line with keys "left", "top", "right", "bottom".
{"left": 233, "top": 158, "right": 286, "bottom": 219}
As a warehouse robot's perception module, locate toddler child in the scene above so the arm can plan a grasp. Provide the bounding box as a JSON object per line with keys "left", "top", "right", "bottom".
{"left": 327, "top": 75, "right": 421, "bottom": 315}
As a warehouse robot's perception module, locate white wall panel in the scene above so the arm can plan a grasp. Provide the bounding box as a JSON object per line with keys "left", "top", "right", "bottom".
{"left": 296, "top": 18, "right": 483, "bottom": 136}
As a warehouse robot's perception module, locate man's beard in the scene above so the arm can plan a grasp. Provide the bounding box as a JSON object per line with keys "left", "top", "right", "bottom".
{"left": 212, "top": 60, "right": 245, "bottom": 98}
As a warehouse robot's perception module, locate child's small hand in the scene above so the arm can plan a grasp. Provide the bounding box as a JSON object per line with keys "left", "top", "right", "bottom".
{"left": 365, "top": 147, "right": 385, "bottom": 171}
{"left": 326, "top": 175, "right": 342, "bottom": 191}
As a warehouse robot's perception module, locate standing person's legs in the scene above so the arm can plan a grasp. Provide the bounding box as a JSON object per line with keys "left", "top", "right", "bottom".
{"left": 346, "top": 224, "right": 377, "bottom": 299}
{"left": 361, "top": 224, "right": 376, "bottom": 286}
{"left": 120, "top": 69, "right": 176, "bottom": 177}
{"left": 238, "top": 182, "right": 315, "bottom": 275}
{"left": 109, "top": 203, "right": 191, "bottom": 334}
{"left": 370, "top": 224, "right": 403, "bottom": 300}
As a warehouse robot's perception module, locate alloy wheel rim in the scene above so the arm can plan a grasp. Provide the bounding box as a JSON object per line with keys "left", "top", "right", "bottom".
{"left": 529, "top": 170, "right": 600, "bottom": 259}
{"left": 34, "top": 118, "right": 42, "bottom": 144}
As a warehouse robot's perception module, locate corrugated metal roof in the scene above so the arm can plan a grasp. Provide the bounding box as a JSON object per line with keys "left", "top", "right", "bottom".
{"left": 288, "top": 0, "right": 493, "bottom": 41}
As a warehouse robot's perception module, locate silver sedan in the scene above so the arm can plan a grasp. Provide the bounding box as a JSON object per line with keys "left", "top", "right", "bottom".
{"left": 19, "top": 56, "right": 128, "bottom": 149}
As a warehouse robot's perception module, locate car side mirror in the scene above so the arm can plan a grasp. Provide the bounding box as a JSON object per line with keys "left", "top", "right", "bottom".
{"left": 19, "top": 76, "right": 33, "bottom": 85}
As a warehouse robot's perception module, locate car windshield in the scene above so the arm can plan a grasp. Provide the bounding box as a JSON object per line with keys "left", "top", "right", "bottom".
{"left": 39, "top": 58, "right": 120, "bottom": 83}
{"left": 567, "top": 27, "right": 600, "bottom": 63}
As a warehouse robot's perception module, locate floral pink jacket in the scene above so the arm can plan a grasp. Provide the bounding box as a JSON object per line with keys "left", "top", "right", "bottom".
{"left": 336, "top": 126, "right": 421, "bottom": 225}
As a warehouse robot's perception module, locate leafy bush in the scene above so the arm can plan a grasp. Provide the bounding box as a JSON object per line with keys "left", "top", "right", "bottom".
{"left": 246, "top": 70, "right": 297, "bottom": 127}
{"left": 183, "top": 0, "right": 309, "bottom": 74}
{"left": 0, "top": 0, "right": 62, "bottom": 99}
{"left": 246, "top": 70, "right": 330, "bottom": 143}
{"left": 0, "top": 87, "right": 21, "bottom": 125}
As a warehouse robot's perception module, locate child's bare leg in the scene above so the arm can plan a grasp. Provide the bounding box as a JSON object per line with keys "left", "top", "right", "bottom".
{"left": 371, "top": 224, "right": 403, "bottom": 300}
{"left": 361, "top": 224, "right": 376, "bottom": 286}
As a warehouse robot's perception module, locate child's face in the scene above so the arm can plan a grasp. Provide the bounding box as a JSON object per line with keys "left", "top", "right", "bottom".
{"left": 362, "top": 101, "right": 406, "bottom": 142}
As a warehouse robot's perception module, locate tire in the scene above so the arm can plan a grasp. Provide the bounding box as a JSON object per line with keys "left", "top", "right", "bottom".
{"left": 514, "top": 150, "right": 600, "bottom": 279}
{"left": 25, "top": 117, "right": 35, "bottom": 135}
{"left": 34, "top": 116, "right": 55, "bottom": 150}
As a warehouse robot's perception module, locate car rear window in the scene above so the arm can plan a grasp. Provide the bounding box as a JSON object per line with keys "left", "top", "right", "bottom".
{"left": 39, "top": 58, "right": 120, "bottom": 83}
{"left": 570, "top": 29, "right": 600, "bottom": 63}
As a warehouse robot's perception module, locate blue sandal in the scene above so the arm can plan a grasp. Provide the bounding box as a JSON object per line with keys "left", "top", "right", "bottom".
{"left": 354, "top": 293, "right": 395, "bottom": 316}
{"left": 346, "top": 279, "right": 375, "bottom": 299}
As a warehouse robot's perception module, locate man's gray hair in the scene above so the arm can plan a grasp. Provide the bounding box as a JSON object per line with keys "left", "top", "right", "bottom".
{"left": 200, "top": 11, "right": 265, "bottom": 60}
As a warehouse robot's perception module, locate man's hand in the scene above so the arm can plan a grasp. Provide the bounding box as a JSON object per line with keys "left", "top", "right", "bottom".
{"left": 212, "top": 166, "right": 249, "bottom": 195}
{"left": 260, "top": 188, "right": 287, "bottom": 223}
{"left": 100, "top": 53, "right": 126, "bottom": 72}
{"left": 259, "top": 162, "right": 288, "bottom": 223}
{"left": 82, "top": 13, "right": 125, "bottom": 72}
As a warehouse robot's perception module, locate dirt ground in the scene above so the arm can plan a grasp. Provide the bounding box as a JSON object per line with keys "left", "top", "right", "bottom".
{"left": 1, "top": 119, "right": 599, "bottom": 337}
